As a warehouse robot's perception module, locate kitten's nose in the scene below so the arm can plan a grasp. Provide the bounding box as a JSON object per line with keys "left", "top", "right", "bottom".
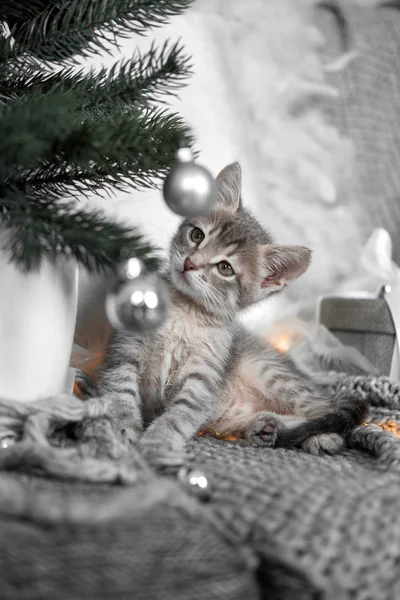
{"left": 184, "top": 257, "right": 198, "bottom": 271}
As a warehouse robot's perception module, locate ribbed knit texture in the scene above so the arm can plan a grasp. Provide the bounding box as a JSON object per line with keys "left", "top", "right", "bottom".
{"left": 325, "top": 3, "right": 400, "bottom": 263}
{"left": 1, "top": 373, "right": 400, "bottom": 599}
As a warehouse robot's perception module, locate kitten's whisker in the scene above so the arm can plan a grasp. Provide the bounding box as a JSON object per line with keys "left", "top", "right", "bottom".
{"left": 198, "top": 283, "right": 224, "bottom": 313}
{"left": 204, "top": 285, "right": 223, "bottom": 304}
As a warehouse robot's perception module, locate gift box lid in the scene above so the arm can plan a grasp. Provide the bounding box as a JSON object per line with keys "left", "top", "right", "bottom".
{"left": 319, "top": 297, "right": 395, "bottom": 336}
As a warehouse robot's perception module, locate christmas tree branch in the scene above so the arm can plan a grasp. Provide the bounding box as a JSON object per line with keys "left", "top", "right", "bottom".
{"left": 0, "top": 90, "right": 82, "bottom": 171}
{"left": 2, "top": 96, "right": 195, "bottom": 196}
{"left": 0, "top": 0, "right": 195, "bottom": 273}
{"left": 0, "top": 95, "right": 194, "bottom": 271}
{"left": 0, "top": 41, "right": 192, "bottom": 109}
{"left": 1, "top": 0, "right": 193, "bottom": 64}
{"left": 1, "top": 193, "right": 161, "bottom": 272}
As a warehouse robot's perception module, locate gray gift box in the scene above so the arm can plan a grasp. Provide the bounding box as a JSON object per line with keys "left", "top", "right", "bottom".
{"left": 318, "top": 295, "right": 396, "bottom": 376}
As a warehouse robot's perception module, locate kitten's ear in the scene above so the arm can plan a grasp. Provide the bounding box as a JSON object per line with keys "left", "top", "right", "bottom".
{"left": 216, "top": 162, "right": 242, "bottom": 212}
{"left": 258, "top": 245, "right": 311, "bottom": 296}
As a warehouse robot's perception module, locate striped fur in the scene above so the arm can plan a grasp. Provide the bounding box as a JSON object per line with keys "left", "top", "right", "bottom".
{"left": 99, "top": 162, "right": 367, "bottom": 469}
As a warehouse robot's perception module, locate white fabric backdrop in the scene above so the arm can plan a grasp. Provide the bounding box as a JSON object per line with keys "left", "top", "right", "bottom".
{"left": 77, "top": 0, "right": 367, "bottom": 346}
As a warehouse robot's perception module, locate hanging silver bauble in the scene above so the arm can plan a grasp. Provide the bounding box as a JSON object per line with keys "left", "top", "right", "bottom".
{"left": 178, "top": 467, "right": 211, "bottom": 501}
{"left": 163, "top": 148, "right": 217, "bottom": 217}
{"left": 105, "top": 259, "right": 170, "bottom": 333}
{"left": 117, "top": 256, "right": 146, "bottom": 281}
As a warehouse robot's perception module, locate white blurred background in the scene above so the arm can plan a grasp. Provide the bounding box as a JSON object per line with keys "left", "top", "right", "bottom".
{"left": 76, "top": 0, "right": 400, "bottom": 351}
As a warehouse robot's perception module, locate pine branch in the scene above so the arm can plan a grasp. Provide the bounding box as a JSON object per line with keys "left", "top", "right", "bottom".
{"left": 0, "top": 0, "right": 60, "bottom": 22}
{"left": 2, "top": 94, "right": 195, "bottom": 196}
{"left": 0, "top": 89, "right": 194, "bottom": 273}
{"left": 0, "top": 0, "right": 195, "bottom": 272}
{"left": 0, "top": 90, "right": 83, "bottom": 171}
{"left": 1, "top": 0, "right": 193, "bottom": 64}
{"left": 95, "top": 40, "right": 193, "bottom": 107}
{"left": 0, "top": 193, "right": 161, "bottom": 272}
{"left": 0, "top": 41, "right": 192, "bottom": 109}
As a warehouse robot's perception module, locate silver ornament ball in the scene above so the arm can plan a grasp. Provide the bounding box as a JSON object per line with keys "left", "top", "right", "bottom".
{"left": 106, "top": 272, "right": 170, "bottom": 333}
{"left": 178, "top": 467, "right": 211, "bottom": 501}
{"left": 163, "top": 148, "right": 217, "bottom": 217}
{"left": 117, "top": 256, "right": 145, "bottom": 282}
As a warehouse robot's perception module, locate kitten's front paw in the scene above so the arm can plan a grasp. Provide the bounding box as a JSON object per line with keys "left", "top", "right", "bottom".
{"left": 301, "top": 433, "right": 344, "bottom": 456}
{"left": 139, "top": 438, "right": 185, "bottom": 474}
{"left": 107, "top": 401, "right": 142, "bottom": 445}
{"left": 247, "top": 414, "right": 282, "bottom": 447}
{"left": 108, "top": 417, "right": 141, "bottom": 446}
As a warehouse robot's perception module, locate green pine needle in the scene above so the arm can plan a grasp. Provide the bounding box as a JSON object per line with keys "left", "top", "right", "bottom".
{"left": 0, "top": 0, "right": 195, "bottom": 273}
{"left": 2, "top": 94, "right": 195, "bottom": 195}
{"left": 1, "top": 0, "right": 193, "bottom": 64}
{"left": 0, "top": 41, "right": 193, "bottom": 109}
{"left": 1, "top": 194, "right": 161, "bottom": 273}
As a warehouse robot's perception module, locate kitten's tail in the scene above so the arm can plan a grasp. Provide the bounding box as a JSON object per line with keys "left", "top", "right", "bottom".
{"left": 275, "top": 391, "right": 368, "bottom": 448}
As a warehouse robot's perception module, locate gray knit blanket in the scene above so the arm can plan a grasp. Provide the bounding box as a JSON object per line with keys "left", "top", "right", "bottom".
{"left": 1, "top": 374, "right": 400, "bottom": 600}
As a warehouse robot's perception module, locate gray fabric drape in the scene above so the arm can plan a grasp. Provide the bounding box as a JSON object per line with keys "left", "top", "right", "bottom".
{"left": 2, "top": 374, "right": 400, "bottom": 600}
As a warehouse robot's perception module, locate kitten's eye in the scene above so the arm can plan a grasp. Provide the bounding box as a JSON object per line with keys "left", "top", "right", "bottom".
{"left": 217, "top": 261, "right": 235, "bottom": 277}
{"left": 190, "top": 227, "right": 205, "bottom": 243}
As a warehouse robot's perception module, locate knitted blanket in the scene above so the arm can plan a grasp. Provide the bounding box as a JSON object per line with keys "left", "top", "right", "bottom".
{"left": 1, "top": 374, "right": 400, "bottom": 600}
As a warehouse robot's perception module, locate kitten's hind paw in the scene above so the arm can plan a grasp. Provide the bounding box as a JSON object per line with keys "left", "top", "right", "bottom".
{"left": 301, "top": 433, "right": 344, "bottom": 456}
{"left": 247, "top": 413, "right": 282, "bottom": 447}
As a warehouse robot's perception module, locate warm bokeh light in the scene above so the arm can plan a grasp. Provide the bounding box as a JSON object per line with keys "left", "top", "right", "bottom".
{"left": 269, "top": 333, "right": 293, "bottom": 354}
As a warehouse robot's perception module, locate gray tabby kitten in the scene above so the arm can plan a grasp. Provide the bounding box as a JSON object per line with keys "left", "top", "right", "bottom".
{"left": 98, "top": 162, "right": 367, "bottom": 470}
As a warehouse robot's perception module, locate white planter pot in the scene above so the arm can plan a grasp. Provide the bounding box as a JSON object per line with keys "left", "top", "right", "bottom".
{"left": 0, "top": 248, "right": 79, "bottom": 402}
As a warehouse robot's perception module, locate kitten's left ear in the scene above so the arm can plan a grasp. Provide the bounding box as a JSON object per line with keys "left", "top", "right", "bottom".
{"left": 216, "top": 162, "right": 242, "bottom": 212}
{"left": 258, "top": 245, "right": 311, "bottom": 296}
